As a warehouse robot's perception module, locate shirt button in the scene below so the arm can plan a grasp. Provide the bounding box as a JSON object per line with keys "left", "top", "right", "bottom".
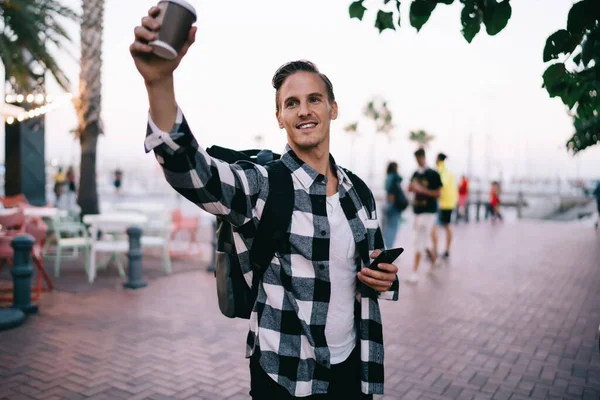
{"left": 319, "top": 264, "right": 325, "bottom": 270}
{"left": 320, "top": 230, "right": 326, "bottom": 236}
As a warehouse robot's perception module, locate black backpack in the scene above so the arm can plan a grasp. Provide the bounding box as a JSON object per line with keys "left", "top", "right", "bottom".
{"left": 206, "top": 145, "right": 375, "bottom": 319}
{"left": 390, "top": 174, "right": 408, "bottom": 212}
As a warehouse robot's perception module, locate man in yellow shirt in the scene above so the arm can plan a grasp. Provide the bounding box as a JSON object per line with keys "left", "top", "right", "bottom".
{"left": 432, "top": 154, "right": 458, "bottom": 261}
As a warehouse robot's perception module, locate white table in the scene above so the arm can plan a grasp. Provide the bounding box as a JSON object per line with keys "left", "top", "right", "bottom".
{"left": 83, "top": 212, "right": 149, "bottom": 283}
{"left": 112, "top": 202, "right": 167, "bottom": 214}
{"left": 0, "top": 207, "right": 67, "bottom": 218}
{"left": 83, "top": 212, "right": 149, "bottom": 228}
{"left": 24, "top": 207, "right": 68, "bottom": 219}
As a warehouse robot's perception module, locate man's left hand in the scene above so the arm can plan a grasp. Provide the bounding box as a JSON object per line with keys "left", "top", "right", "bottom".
{"left": 357, "top": 250, "right": 398, "bottom": 292}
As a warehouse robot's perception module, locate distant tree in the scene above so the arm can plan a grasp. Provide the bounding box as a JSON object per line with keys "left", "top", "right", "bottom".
{"left": 409, "top": 129, "right": 435, "bottom": 148}
{"left": 343, "top": 121, "right": 360, "bottom": 171}
{"left": 363, "top": 97, "right": 395, "bottom": 182}
{"left": 0, "top": 0, "right": 77, "bottom": 91}
{"left": 347, "top": 0, "right": 600, "bottom": 154}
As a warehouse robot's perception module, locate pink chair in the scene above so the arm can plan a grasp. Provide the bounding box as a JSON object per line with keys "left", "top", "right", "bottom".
{"left": 169, "top": 209, "right": 201, "bottom": 257}
{"left": 0, "top": 211, "right": 52, "bottom": 302}
{"left": 0, "top": 194, "right": 29, "bottom": 209}
{"left": 0, "top": 208, "right": 26, "bottom": 234}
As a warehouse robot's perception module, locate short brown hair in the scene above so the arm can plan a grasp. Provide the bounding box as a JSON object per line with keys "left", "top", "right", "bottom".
{"left": 272, "top": 60, "right": 335, "bottom": 112}
{"left": 414, "top": 148, "right": 426, "bottom": 157}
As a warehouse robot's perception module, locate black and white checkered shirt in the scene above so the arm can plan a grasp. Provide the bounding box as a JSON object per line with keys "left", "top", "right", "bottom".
{"left": 145, "top": 108, "right": 399, "bottom": 397}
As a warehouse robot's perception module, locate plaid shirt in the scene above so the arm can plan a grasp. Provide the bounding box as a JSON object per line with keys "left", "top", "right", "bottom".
{"left": 145, "top": 108, "right": 399, "bottom": 396}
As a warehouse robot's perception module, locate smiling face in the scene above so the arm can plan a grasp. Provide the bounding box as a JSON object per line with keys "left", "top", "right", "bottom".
{"left": 276, "top": 71, "right": 338, "bottom": 152}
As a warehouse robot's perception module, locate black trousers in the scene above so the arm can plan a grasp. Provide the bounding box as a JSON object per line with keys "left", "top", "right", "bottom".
{"left": 249, "top": 346, "right": 373, "bottom": 400}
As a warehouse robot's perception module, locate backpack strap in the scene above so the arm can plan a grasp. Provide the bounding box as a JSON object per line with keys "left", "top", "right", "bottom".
{"left": 343, "top": 168, "right": 384, "bottom": 251}
{"left": 249, "top": 160, "right": 294, "bottom": 289}
{"left": 342, "top": 168, "right": 376, "bottom": 214}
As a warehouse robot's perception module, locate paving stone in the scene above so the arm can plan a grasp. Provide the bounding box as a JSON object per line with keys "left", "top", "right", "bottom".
{"left": 0, "top": 222, "right": 598, "bottom": 399}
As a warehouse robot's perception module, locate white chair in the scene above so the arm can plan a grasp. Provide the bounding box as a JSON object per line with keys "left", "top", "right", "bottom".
{"left": 113, "top": 203, "right": 172, "bottom": 274}
{"left": 86, "top": 219, "right": 130, "bottom": 283}
{"left": 43, "top": 219, "right": 91, "bottom": 278}
{"left": 140, "top": 212, "right": 172, "bottom": 275}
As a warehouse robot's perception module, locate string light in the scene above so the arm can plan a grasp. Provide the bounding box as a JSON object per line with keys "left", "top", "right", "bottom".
{"left": 5, "top": 92, "right": 55, "bottom": 105}
{"left": 4, "top": 92, "right": 73, "bottom": 125}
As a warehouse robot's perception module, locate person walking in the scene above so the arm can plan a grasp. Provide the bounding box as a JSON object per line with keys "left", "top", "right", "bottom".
{"left": 382, "top": 162, "right": 407, "bottom": 248}
{"left": 407, "top": 148, "right": 442, "bottom": 283}
{"left": 593, "top": 181, "right": 600, "bottom": 230}
{"left": 458, "top": 175, "right": 469, "bottom": 220}
{"left": 490, "top": 181, "right": 503, "bottom": 223}
{"left": 431, "top": 153, "right": 458, "bottom": 261}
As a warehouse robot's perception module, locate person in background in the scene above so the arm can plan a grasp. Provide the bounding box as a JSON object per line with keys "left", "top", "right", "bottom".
{"left": 383, "top": 162, "right": 407, "bottom": 248}
{"left": 114, "top": 168, "right": 123, "bottom": 194}
{"left": 490, "top": 181, "right": 503, "bottom": 223}
{"left": 458, "top": 175, "right": 469, "bottom": 219}
{"left": 432, "top": 153, "right": 458, "bottom": 261}
{"left": 593, "top": 180, "right": 600, "bottom": 230}
{"left": 54, "top": 166, "right": 66, "bottom": 201}
{"left": 66, "top": 166, "right": 76, "bottom": 193}
{"left": 407, "top": 148, "right": 442, "bottom": 283}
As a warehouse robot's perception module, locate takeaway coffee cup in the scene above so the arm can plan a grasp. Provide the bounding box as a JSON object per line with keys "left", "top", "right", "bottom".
{"left": 149, "top": 0, "right": 197, "bottom": 60}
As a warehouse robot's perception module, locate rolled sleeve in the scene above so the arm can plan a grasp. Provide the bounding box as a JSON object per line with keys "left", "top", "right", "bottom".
{"left": 143, "top": 107, "right": 268, "bottom": 228}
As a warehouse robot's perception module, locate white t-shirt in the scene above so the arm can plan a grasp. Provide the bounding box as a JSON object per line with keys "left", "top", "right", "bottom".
{"left": 325, "top": 192, "right": 357, "bottom": 364}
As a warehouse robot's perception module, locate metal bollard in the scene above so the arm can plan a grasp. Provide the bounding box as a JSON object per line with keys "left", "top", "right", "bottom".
{"left": 123, "top": 226, "right": 147, "bottom": 289}
{"left": 207, "top": 219, "right": 217, "bottom": 273}
{"left": 11, "top": 235, "right": 38, "bottom": 314}
{"left": 517, "top": 191, "right": 524, "bottom": 219}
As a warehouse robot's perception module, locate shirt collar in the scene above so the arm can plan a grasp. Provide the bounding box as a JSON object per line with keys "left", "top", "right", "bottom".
{"left": 280, "top": 144, "right": 351, "bottom": 190}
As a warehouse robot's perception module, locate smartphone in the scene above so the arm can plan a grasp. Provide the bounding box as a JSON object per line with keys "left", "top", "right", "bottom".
{"left": 369, "top": 247, "right": 404, "bottom": 271}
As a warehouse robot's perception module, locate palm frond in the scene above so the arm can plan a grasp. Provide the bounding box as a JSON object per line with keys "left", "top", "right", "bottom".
{"left": 0, "top": 0, "right": 78, "bottom": 91}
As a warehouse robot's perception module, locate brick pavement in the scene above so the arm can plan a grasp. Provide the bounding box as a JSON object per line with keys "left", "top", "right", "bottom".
{"left": 0, "top": 221, "right": 599, "bottom": 399}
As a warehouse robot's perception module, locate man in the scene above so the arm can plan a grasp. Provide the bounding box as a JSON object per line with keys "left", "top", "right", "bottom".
{"left": 130, "top": 7, "right": 399, "bottom": 399}
{"left": 432, "top": 153, "right": 458, "bottom": 261}
{"left": 383, "top": 162, "right": 406, "bottom": 248}
{"left": 407, "top": 148, "right": 442, "bottom": 283}
{"left": 594, "top": 181, "right": 600, "bottom": 230}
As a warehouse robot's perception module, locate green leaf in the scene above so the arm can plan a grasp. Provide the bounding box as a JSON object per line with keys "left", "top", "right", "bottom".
{"left": 349, "top": 0, "right": 367, "bottom": 20}
{"left": 461, "top": 2, "right": 483, "bottom": 43}
{"left": 437, "top": 0, "right": 455, "bottom": 4}
{"left": 375, "top": 10, "right": 396, "bottom": 33}
{"left": 566, "top": 0, "right": 599, "bottom": 36}
{"left": 568, "top": 115, "right": 600, "bottom": 154}
{"left": 542, "top": 63, "right": 570, "bottom": 98}
{"left": 543, "top": 30, "right": 577, "bottom": 63}
{"left": 410, "top": 0, "right": 437, "bottom": 32}
{"left": 581, "top": 33, "right": 598, "bottom": 66}
{"left": 483, "top": 0, "right": 512, "bottom": 36}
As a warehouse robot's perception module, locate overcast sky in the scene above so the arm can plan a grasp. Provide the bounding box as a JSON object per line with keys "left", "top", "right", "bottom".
{"left": 1, "top": 0, "right": 598, "bottom": 182}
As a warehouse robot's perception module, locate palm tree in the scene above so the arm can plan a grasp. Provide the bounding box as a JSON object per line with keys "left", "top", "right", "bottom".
{"left": 343, "top": 121, "right": 360, "bottom": 171}
{"left": 363, "top": 97, "right": 394, "bottom": 184}
{"left": 74, "top": 0, "right": 104, "bottom": 216}
{"left": 409, "top": 129, "right": 435, "bottom": 148}
{"left": 0, "top": 0, "right": 77, "bottom": 91}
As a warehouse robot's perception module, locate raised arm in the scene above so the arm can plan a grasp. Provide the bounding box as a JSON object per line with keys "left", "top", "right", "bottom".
{"left": 130, "top": 7, "right": 267, "bottom": 227}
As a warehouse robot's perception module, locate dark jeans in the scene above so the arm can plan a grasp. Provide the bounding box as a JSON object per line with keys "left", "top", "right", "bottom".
{"left": 249, "top": 346, "right": 373, "bottom": 400}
